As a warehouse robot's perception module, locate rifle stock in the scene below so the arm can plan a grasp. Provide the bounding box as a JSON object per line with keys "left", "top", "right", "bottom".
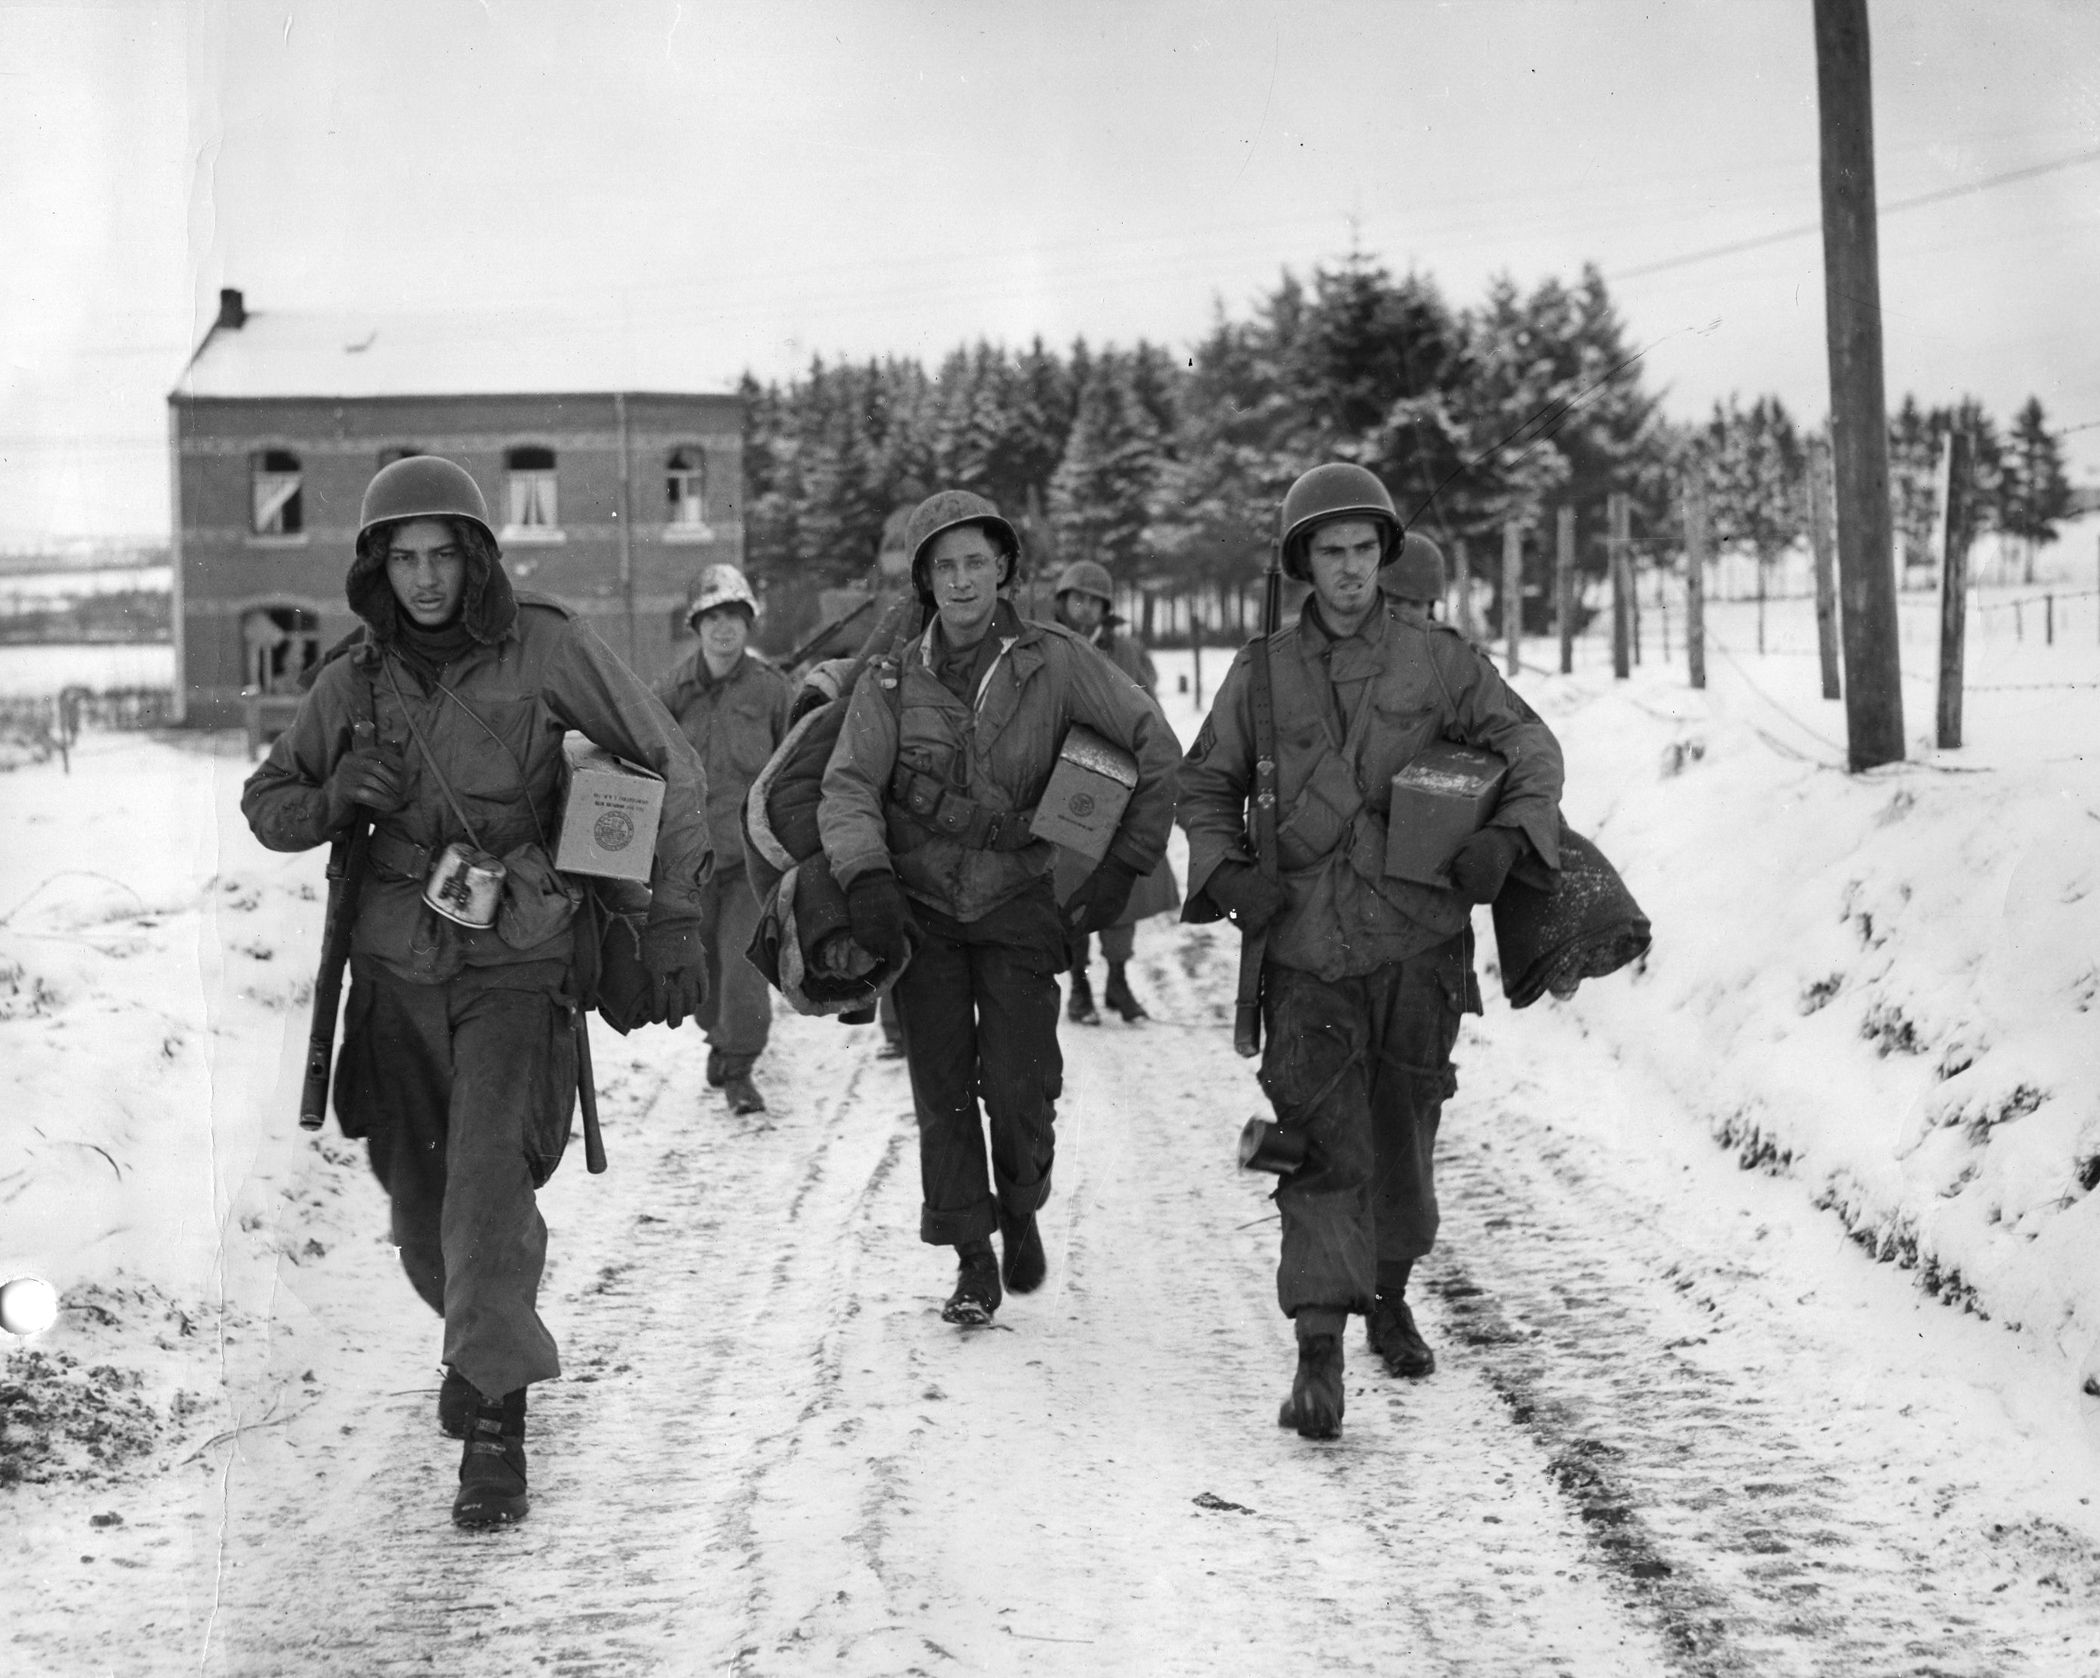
{"left": 299, "top": 818, "right": 370, "bottom": 1130}
{"left": 1232, "top": 554, "right": 1285, "bottom": 1058}
{"left": 299, "top": 717, "right": 376, "bottom": 1132}
{"left": 573, "top": 1005, "right": 607, "bottom": 1174}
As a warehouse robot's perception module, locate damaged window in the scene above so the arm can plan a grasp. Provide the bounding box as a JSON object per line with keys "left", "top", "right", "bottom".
{"left": 251, "top": 449, "right": 303, "bottom": 536}
{"left": 241, "top": 604, "right": 320, "bottom": 693}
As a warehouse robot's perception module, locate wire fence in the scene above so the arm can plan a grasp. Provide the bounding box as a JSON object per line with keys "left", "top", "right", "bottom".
{"left": 0, "top": 685, "right": 177, "bottom": 773}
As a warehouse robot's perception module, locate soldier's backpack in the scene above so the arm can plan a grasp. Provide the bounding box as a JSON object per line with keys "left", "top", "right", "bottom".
{"left": 740, "top": 601, "right": 921, "bottom": 1017}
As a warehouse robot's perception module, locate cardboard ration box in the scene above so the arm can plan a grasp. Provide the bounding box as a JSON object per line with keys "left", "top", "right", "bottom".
{"left": 556, "top": 734, "right": 666, "bottom": 883}
{"left": 1029, "top": 725, "right": 1139, "bottom": 863}
{"left": 1385, "top": 742, "right": 1508, "bottom": 886}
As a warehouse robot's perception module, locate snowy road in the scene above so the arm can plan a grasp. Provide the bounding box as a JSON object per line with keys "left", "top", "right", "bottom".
{"left": 19, "top": 909, "right": 2098, "bottom": 1676}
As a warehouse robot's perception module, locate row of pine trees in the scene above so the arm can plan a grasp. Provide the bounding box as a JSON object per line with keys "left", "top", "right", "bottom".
{"left": 738, "top": 254, "right": 2077, "bottom": 621}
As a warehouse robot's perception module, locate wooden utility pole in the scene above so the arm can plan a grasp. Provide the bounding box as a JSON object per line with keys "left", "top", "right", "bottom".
{"left": 1502, "top": 519, "right": 1523, "bottom": 675}
{"left": 1555, "top": 506, "right": 1575, "bottom": 674}
{"left": 1683, "top": 477, "right": 1709, "bottom": 690}
{"left": 1807, "top": 434, "right": 1842, "bottom": 699}
{"left": 1815, "top": 0, "right": 1906, "bottom": 769}
{"left": 1935, "top": 430, "right": 1971, "bottom": 748}
{"left": 1609, "top": 492, "right": 1631, "bottom": 679}
{"left": 613, "top": 392, "right": 638, "bottom": 664}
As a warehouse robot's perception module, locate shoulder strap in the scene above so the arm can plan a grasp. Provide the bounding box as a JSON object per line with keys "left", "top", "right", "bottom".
{"left": 381, "top": 654, "right": 557, "bottom": 854}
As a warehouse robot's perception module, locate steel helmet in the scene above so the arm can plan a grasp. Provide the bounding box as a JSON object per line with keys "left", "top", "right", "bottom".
{"left": 904, "top": 489, "right": 1019, "bottom": 601}
{"left": 1054, "top": 559, "right": 1114, "bottom": 605}
{"left": 357, "top": 454, "right": 494, "bottom": 545}
{"left": 1380, "top": 531, "right": 1447, "bottom": 604}
{"left": 687, "top": 562, "right": 758, "bottom": 625}
{"left": 1278, "top": 463, "right": 1400, "bottom": 581}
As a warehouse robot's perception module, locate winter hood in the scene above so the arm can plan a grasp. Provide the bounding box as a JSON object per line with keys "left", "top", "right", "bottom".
{"left": 345, "top": 528, "right": 519, "bottom": 648}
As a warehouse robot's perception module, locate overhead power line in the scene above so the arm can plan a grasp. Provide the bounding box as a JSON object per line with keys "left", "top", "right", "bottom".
{"left": 1610, "top": 142, "right": 2100, "bottom": 282}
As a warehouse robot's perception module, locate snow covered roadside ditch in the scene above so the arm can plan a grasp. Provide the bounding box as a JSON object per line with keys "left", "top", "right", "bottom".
{"left": 1504, "top": 597, "right": 2100, "bottom": 1403}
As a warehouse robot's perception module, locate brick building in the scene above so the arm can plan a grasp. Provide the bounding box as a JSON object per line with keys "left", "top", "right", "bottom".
{"left": 168, "top": 289, "right": 742, "bottom": 726}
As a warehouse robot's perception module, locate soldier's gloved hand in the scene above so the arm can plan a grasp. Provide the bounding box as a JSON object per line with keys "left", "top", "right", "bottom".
{"left": 640, "top": 917, "right": 709, "bottom": 1028}
{"left": 1203, "top": 861, "right": 1286, "bottom": 934}
{"left": 324, "top": 744, "right": 407, "bottom": 826}
{"left": 1447, "top": 827, "right": 1526, "bottom": 904}
{"left": 846, "top": 873, "right": 915, "bottom": 968}
{"left": 1064, "top": 856, "right": 1141, "bottom": 933}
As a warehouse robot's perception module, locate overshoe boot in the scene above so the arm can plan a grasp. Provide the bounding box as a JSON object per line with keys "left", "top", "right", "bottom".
{"left": 1367, "top": 1292, "right": 1436, "bottom": 1378}
{"left": 1066, "top": 971, "right": 1100, "bottom": 1026}
{"left": 1276, "top": 1329, "right": 1345, "bottom": 1440}
{"left": 1103, "top": 963, "right": 1148, "bottom": 1022}
{"left": 437, "top": 1365, "right": 475, "bottom": 1439}
{"left": 452, "top": 1386, "right": 529, "bottom": 1527}
{"left": 997, "top": 1206, "right": 1047, "bottom": 1295}
{"left": 705, "top": 1047, "right": 726, "bottom": 1088}
{"left": 941, "top": 1240, "right": 1003, "bottom": 1326}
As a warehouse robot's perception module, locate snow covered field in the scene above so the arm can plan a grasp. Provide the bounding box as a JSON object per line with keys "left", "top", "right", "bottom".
{"left": 0, "top": 640, "right": 173, "bottom": 697}
{"left": 4, "top": 588, "right": 2100, "bottom": 1673}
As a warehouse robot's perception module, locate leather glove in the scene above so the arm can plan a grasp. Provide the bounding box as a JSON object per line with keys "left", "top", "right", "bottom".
{"left": 1063, "top": 856, "right": 1141, "bottom": 934}
{"left": 1447, "top": 826, "right": 1527, "bottom": 904}
{"left": 846, "top": 873, "right": 916, "bottom": 968}
{"left": 1203, "top": 860, "right": 1286, "bottom": 935}
{"left": 324, "top": 744, "right": 407, "bottom": 826}
{"left": 640, "top": 916, "right": 708, "bottom": 1029}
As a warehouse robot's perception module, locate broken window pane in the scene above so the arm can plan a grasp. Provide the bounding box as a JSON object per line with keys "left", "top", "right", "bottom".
{"left": 252, "top": 449, "right": 303, "bottom": 535}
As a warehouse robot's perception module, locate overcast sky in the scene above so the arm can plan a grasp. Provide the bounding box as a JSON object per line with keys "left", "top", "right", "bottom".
{"left": 4, "top": 0, "right": 2097, "bottom": 544}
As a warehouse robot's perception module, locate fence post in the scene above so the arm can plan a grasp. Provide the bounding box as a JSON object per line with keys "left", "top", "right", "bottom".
{"left": 1556, "top": 505, "right": 1575, "bottom": 674}
{"left": 2046, "top": 594, "right": 2054, "bottom": 646}
{"left": 1503, "top": 519, "right": 1523, "bottom": 676}
{"left": 1191, "top": 609, "right": 1203, "bottom": 710}
{"left": 1935, "top": 430, "right": 1970, "bottom": 750}
{"left": 1808, "top": 434, "right": 1841, "bottom": 699}
{"left": 1683, "top": 477, "right": 1709, "bottom": 690}
{"left": 1609, "top": 492, "right": 1631, "bottom": 679}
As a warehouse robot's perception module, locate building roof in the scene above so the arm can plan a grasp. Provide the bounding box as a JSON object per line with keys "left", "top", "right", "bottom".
{"left": 174, "top": 296, "right": 735, "bottom": 402}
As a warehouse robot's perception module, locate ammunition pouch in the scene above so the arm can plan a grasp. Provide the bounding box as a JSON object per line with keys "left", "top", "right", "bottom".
{"left": 367, "top": 828, "right": 434, "bottom": 883}
{"left": 887, "top": 763, "right": 1038, "bottom": 852}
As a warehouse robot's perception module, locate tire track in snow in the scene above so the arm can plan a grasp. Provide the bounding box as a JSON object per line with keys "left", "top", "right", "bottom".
{"left": 718, "top": 923, "right": 1673, "bottom": 1674}
{"left": 189, "top": 1011, "right": 914, "bottom": 1676}
{"left": 1422, "top": 1007, "right": 2100, "bottom": 1678}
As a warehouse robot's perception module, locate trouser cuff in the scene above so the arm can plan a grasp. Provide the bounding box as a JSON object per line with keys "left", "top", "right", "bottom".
{"left": 920, "top": 1200, "right": 999, "bottom": 1246}
{"left": 1295, "top": 1307, "right": 1349, "bottom": 1340}
{"left": 994, "top": 1165, "right": 1052, "bottom": 1221}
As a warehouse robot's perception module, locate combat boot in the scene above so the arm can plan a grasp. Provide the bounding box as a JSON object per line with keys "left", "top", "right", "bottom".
{"left": 1367, "top": 1292, "right": 1435, "bottom": 1377}
{"left": 1276, "top": 1321, "right": 1344, "bottom": 1440}
{"left": 452, "top": 1386, "right": 528, "bottom": 1527}
{"left": 941, "top": 1240, "right": 1003, "bottom": 1326}
{"left": 437, "top": 1365, "right": 475, "bottom": 1439}
{"left": 1066, "top": 971, "right": 1100, "bottom": 1026}
{"left": 998, "top": 1206, "right": 1047, "bottom": 1295}
{"left": 1103, "top": 963, "right": 1148, "bottom": 1022}
{"left": 723, "top": 1071, "right": 767, "bottom": 1115}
